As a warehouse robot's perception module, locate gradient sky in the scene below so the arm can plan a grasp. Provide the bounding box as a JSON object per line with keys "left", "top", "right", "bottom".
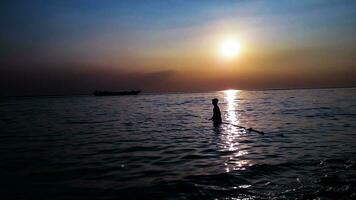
{"left": 1, "top": 0, "right": 356, "bottom": 95}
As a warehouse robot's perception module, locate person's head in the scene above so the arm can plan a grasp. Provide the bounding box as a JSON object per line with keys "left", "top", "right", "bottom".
{"left": 212, "top": 98, "right": 219, "bottom": 106}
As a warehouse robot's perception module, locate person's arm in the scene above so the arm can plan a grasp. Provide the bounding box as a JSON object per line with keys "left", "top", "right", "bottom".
{"left": 211, "top": 107, "right": 218, "bottom": 120}
{"left": 210, "top": 108, "right": 215, "bottom": 120}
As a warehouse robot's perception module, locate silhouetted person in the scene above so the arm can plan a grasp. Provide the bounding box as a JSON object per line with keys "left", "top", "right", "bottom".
{"left": 210, "top": 98, "right": 222, "bottom": 126}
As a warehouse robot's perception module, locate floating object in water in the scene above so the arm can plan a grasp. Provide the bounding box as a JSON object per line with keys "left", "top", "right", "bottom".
{"left": 93, "top": 90, "right": 141, "bottom": 96}
{"left": 223, "top": 122, "right": 265, "bottom": 135}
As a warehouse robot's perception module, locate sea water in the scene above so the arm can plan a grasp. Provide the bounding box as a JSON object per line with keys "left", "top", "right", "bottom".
{"left": 1, "top": 88, "right": 356, "bottom": 199}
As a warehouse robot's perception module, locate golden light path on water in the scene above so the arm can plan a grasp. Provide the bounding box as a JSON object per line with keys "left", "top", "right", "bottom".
{"left": 224, "top": 90, "right": 239, "bottom": 128}
{"left": 222, "top": 90, "right": 250, "bottom": 173}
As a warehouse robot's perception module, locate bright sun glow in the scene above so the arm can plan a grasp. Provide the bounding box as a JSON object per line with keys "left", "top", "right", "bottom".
{"left": 219, "top": 38, "right": 241, "bottom": 59}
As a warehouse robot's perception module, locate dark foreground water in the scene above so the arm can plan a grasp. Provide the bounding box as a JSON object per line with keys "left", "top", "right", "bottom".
{"left": 1, "top": 88, "right": 356, "bottom": 199}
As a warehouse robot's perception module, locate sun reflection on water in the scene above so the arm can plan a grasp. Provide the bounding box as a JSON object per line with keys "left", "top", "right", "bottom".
{"left": 224, "top": 89, "right": 239, "bottom": 126}
{"left": 220, "top": 89, "right": 251, "bottom": 173}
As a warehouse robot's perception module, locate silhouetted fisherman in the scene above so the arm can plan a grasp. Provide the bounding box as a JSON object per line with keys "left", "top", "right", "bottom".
{"left": 210, "top": 98, "right": 222, "bottom": 126}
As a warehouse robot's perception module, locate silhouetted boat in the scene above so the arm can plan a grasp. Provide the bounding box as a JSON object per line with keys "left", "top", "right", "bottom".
{"left": 93, "top": 90, "right": 141, "bottom": 96}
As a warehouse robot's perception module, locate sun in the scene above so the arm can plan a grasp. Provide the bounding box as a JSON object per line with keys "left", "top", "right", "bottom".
{"left": 219, "top": 38, "right": 241, "bottom": 59}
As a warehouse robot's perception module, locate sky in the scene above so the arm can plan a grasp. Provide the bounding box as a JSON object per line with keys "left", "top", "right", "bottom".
{"left": 1, "top": 0, "right": 356, "bottom": 95}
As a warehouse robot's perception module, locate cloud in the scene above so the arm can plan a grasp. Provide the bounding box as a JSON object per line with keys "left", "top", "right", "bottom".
{"left": 1, "top": 62, "right": 356, "bottom": 96}
{"left": 0, "top": 64, "right": 176, "bottom": 96}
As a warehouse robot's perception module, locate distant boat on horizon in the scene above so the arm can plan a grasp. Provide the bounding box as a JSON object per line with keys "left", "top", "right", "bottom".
{"left": 93, "top": 90, "right": 141, "bottom": 96}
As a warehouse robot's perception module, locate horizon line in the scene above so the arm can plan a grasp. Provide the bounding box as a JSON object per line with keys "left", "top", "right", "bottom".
{"left": 1, "top": 86, "right": 355, "bottom": 98}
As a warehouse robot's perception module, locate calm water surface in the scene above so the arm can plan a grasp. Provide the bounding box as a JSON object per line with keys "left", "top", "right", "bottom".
{"left": 1, "top": 88, "right": 356, "bottom": 199}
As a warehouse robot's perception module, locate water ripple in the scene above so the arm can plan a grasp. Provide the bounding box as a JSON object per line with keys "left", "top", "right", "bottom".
{"left": 1, "top": 88, "right": 355, "bottom": 199}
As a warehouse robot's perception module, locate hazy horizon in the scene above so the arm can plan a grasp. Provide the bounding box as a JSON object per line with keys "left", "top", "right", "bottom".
{"left": 1, "top": 0, "right": 356, "bottom": 96}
